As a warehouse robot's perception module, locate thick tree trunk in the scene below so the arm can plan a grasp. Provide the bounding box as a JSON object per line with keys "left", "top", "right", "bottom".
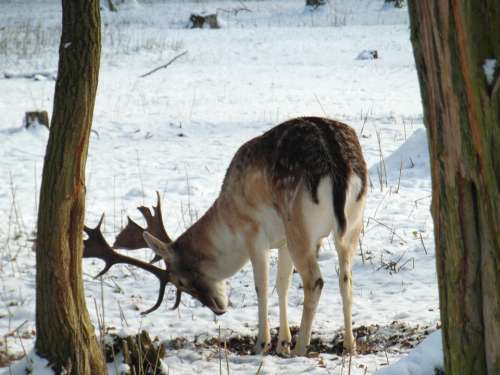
{"left": 408, "top": 1, "right": 499, "bottom": 374}
{"left": 35, "top": 0, "right": 106, "bottom": 374}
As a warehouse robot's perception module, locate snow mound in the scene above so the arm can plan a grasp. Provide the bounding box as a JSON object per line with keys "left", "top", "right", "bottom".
{"left": 369, "top": 128, "right": 430, "bottom": 181}
{"left": 357, "top": 49, "right": 379, "bottom": 60}
{"left": 373, "top": 330, "right": 443, "bottom": 375}
{"left": 3, "top": 350, "right": 53, "bottom": 375}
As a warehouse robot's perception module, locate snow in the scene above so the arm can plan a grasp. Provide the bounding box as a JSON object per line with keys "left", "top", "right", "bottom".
{"left": 373, "top": 330, "right": 443, "bottom": 375}
{"left": 4, "top": 350, "right": 53, "bottom": 375}
{"left": 483, "top": 58, "right": 497, "bottom": 85}
{"left": 369, "top": 128, "right": 430, "bottom": 181}
{"left": 0, "top": 1, "right": 440, "bottom": 374}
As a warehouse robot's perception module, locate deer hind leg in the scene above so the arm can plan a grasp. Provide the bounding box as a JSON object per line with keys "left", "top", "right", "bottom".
{"left": 249, "top": 247, "right": 271, "bottom": 353}
{"left": 276, "top": 245, "right": 293, "bottom": 356}
{"left": 335, "top": 217, "right": 363, "bottom": 353}
{"left": 285, "top": 227, "right": 323, "bottom": 356}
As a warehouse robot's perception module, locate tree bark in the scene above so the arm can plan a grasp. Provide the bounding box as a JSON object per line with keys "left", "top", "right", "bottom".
{"left": 408, "top": 1, "right": 499, "bottom": 374}
{"left": 35, "top": 0, "right": 106, "bottom": 374}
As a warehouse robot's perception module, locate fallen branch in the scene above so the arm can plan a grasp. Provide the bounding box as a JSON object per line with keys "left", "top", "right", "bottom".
{"left": 366, "top": 216, "right": 407, "bottom": 244}
{"left": 140, "top": 51, "right": 188, "bottom": 78}
{"left": 216, "top": 2, "right": 252, "bottom": 16}
{"left": 3, "top": 71, "right": 56, "bottom": 80}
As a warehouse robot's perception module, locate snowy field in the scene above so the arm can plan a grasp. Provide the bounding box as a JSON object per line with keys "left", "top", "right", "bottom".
{"left": 0, "top": 1, "right": 441, "bottom": 374}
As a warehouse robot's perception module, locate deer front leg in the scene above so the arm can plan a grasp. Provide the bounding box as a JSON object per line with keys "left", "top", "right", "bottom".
{"left": 276, "top": 246, "right": 293, "bottom": 356}
{"left": 249, "top": 249, "right": 271, "bottom": 354}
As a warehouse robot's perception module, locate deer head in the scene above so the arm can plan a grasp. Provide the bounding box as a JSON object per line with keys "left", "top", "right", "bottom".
{"left": 83, "top": 192, "right": 226, "bottom": 315}
{"left": 143, "top": 231, "right": 227, "bottom": 315}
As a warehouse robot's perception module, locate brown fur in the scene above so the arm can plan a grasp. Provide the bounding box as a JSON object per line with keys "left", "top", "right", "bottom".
{"left": 148, "top": 117, "right": 367, "bottom": 355}
{"left": 221, "top": 117, "right": 367, "bottom": 234}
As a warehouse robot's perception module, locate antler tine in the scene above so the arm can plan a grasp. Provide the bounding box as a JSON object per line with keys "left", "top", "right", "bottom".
{"left": 83, "top": 214, "right": 115, "bottom": 277}
{"left": 83, "top": 214, "right": 173, "bottom": 314}
{"left": 112, "top": 216, "right": 147, "bottom": 250}
{"left": 113, "top": 192, "right": 172, "bottom": 262}
{"left": 172, "top": 289, "right": 182, "bottom": 310}
{"left": 152, "top": 191, "right": 172, "bottom": 243}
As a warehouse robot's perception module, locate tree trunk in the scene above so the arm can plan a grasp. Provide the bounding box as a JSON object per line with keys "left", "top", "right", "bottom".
{"left": 35, "top": 0, "right": 106, "bottom": 374}
{"left": 408, "top": 2, "right": 499, "bottom": 375}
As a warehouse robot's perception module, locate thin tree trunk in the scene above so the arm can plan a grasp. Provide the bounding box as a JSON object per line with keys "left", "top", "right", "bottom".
{"left": 35, "top": 0, "right": 106, "bottom": 374}
{"left": 408, "top": 1, "right": 499, "bottom": 374}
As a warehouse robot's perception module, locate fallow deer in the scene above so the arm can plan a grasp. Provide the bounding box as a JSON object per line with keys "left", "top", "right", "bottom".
{"left": 84, "top": 116, "right": 367, "bottom": 356}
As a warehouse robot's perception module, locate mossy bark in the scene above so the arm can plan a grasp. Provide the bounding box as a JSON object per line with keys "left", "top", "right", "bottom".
{"left": 35, "top": 0, "right": 106, "bottom": 374}
{"left": 408, "top": 1, "right": 499, "bottom": 374}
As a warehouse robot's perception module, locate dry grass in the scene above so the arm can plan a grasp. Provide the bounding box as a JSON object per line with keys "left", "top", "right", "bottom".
{"left": 0, "top": 19, "right": 184, "bottom": 66}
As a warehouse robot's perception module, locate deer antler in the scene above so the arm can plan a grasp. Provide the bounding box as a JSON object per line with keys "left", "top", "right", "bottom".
{"left": 113, "top": 191, "right": 172, "bottom": 264}
{"left": 83, "top": 214, "right": 181, "bottom": 315}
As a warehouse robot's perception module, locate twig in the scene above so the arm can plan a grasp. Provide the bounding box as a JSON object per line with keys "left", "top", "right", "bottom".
{"left": 140, "top": 51, "right": 188, "bottom": 78}
{"left": 359, "top": 238, "right": 365, "bottom": 264}
{"left": 135, "top": 149, "right": 145, "bottom": 205}
{"left": 398, "top": 257, "right": 415, "bottom": 271}
{"left": 107, "top": 0, "right": 118, "bottom": 12}
{"left": 225, "top": 337, "right": 230, "bottom": 375}
{"left": 216, "top": 3, "right": 252, "bottom": 16}
{"left": 359, "top": 109, "right": 368, "bottom": 136}
{"left": 34, "top": 162, "right": 38, "bottom": 226}
{"left": 419, "top": 232, "right": 428, "bottom": 255}
{"left": 365, "top": 216, "right": 407, "bottom": 244}
{"left": 93, "top": 298, "right": 104, "bottom": 351}
{"left": 218, "top": 325, "right": 222, "bottom": 375}
{"left": 255, "top": 359, "right": 264, "bottom": 375}
{"left": 394, "top": 159, "right": 403, "bottom": 193}
{"left": 313, "top": 93, "right": 328, "bottom": 117}
{"left": 118, "top": 300, "right": 129, "bottom": 327}
{"left": 3, "top": 320, "right": 28, "bottom": 338}
{"left": 414, "top": 195, "right": 431, "bottom": 207}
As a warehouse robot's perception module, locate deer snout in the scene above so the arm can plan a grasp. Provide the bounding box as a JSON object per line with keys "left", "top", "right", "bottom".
{"left": 209, "top": 296, "right": 227, "bottom": 315}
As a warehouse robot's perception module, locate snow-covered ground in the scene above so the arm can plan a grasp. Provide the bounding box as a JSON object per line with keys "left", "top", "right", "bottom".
{"left": 0, "top": 1, "right": 442, "bottom": 374}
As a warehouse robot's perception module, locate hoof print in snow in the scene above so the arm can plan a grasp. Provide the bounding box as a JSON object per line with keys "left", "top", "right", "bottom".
{"left": 24, "top": 111, "right": 50, "bottom": 129}
{"left": 189, "top": 13, "right": 220, "bottom": 29}
{"left": 357, "top": 50, "right": 379, "bottom": 60}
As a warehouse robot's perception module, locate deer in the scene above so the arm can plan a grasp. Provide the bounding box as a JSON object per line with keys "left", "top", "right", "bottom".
{"left": 84, "top": 116, "right": 367, "bottom": 356}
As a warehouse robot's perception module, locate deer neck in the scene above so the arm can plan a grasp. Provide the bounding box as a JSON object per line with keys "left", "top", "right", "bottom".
{"left": 174, "top": 197, "right": 251, "bottom": 281}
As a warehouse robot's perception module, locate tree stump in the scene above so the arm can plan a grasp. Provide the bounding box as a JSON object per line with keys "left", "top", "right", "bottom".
{"left": 24, "top": 111, "right": 49, "bottom": 129}
{"left": 189, "top": 13, "right": 220, "bottom": 29}
{"left": 306, "top": 0, "right": 327, "bottom": 8}
{"left": 120, "top": 331, "right": 166, "bottom": 375}
{"left": 385, "top": 0, "right": 404, "bottom": 8}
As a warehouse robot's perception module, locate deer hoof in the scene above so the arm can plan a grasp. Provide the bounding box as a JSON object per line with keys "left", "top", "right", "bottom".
{"left": 276, "top": 340, "right": 291, "bottom": 357}
{"left": 291, "top": 344, "right": 308, "bottom": 357}
{"left": 253, "top": 340, "right": 271, "bottom": 354}
{"left": 343, "top": 336, "right": 356, "bottom": 354}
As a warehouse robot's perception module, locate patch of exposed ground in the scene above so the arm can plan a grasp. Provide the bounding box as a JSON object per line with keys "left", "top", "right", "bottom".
{"left": 166, "top": 321, "right": 440, "bottom": 357}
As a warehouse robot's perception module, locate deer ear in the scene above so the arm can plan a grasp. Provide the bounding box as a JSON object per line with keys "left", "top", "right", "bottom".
{"left": 143, "top": 232, "right": 175, "bottom": 263}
